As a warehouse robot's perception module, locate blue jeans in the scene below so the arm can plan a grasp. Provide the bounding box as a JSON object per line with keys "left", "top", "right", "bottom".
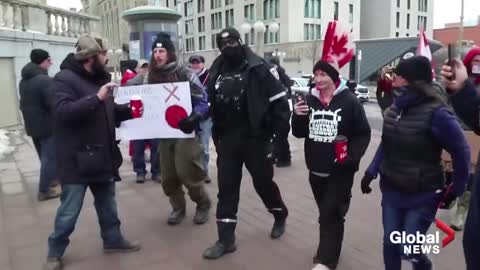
{"left": 132, "top": 139, "right": 160, "bottom": 176}
{"left": 382, "top": 203, "right": 437, "bottom": 270}
{"left": 198, "top": 118, "right": 212, "bottom": 175}
{"left": 38, "top": 137, "right": 56, "bottom": 193}
{"left": 48, "top": 183, "right": 125, "bottom": 258}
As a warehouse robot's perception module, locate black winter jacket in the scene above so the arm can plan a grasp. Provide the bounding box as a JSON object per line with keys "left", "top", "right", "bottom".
{"left": 207, "top": 46, "right": 291, "bottom": 139}
{"left": 53, "top": 53, "right": 132, "bottom": 185}
{"left": 19, "top": 63, "right": 54, "bottom": 138}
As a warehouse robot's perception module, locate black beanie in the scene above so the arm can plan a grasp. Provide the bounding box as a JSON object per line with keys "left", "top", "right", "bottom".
{"left": 313, "top": 60, "right": 340, "bottom": 83}
{"left": 216, "top": 27, "right": 241, "bottom": 48}
{"left": 152, "top": 32, "right": 175, "bottom": 52}
{"left": 394, "top": 55, "right": 432, "bottom": 83}
{"left": 30, "top": 49, "right": 50, "bottom": 65}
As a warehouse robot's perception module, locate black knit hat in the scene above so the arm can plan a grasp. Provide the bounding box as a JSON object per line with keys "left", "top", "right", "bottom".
{"left": 152, "top": 32, "right": 175, "bottom": 52}
{"left": 216, "top": 27, "right": 241, "bottom": 48}
{"left": 394, "top": 55, "right": 432, "bottom": 83}
{"left": 30, "top": 49, "right": 50, "bottom": 65}
{"left": 313, "top": 60, "right": 340, "bottom": 83}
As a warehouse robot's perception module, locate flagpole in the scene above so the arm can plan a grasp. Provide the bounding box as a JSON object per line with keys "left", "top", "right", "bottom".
{"left": 459, "top": 0, "right": 464, "bottom": 57}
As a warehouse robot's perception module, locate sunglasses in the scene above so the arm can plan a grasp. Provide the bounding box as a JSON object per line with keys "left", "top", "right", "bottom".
{"left": 220, "top": 38, "right": 239, "bottom": 49}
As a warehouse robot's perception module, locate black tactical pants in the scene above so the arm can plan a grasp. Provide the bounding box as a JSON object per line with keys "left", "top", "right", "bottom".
{"left": 214, "top": 135, "right": 288, "bottom": 245}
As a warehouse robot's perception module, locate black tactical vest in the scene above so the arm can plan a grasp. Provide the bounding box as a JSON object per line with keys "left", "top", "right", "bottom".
{"left": 213, "top": 66, "right": 250, "bottom": 135}
{"left": 380, "top": 97, "right": 446, "bottom": 193}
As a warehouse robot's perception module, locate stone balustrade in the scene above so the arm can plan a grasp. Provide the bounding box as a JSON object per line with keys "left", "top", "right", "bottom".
{"left": 0, "top": 0, "right": 99, "bottom": 37}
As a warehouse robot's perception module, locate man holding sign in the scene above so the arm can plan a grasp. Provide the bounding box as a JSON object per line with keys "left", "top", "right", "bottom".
{"left": 127, "top": 33, "right": 211, "bottom": 226}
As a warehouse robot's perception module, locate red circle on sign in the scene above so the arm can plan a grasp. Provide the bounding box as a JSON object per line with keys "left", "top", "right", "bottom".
{"left": 165, "top": 105, "right": 188, "bottom": 129}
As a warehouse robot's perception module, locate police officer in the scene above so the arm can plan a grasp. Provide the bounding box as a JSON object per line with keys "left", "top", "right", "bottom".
{"left": 268, "top": 56, "right": 292, "bottom": 167}
{"left": 202, "top": 27, "right": 290, "bottom": 260}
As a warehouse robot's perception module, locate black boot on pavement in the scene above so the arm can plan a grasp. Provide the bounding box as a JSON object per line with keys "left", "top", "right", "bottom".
{"left": 271, "top": 218, "right": 286, "bottom": 239}
{"left": 203, "top": 241, "right": 237, "bottom": 260}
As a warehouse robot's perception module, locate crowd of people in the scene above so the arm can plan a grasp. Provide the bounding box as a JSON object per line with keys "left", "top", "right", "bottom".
{"left": 16, "top": 26, "right": 480, "bottom": 270}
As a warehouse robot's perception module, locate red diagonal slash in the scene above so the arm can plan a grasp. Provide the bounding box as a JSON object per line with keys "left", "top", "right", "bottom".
{"left": 164, "top": 84, "right": 180, "bottom": 102}
{"left": 435, "top": 218, "right": 455, "bottom": 247}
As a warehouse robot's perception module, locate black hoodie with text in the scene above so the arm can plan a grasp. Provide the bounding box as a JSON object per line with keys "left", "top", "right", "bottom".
{"left": 292, "top": 81, "right": 371, "bottom": 175}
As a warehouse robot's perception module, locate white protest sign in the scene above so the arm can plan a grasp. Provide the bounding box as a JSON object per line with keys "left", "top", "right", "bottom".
{"left": 115, "top": 82, "right": 194, "bottom": 140}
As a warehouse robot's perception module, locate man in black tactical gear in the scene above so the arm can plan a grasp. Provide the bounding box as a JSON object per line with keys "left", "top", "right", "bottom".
{"left": 202, "top": 27, "right": 290, "bottom": 260}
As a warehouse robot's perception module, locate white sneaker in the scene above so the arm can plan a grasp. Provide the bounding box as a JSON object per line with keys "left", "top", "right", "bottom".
{"left": 312, "top": 264, "right": 331, "bottom": 270}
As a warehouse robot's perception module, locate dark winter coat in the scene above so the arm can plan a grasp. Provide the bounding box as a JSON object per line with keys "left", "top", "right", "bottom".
{"left": 449, "top": 80, "right": 480, "bottom": 270}
{"left": 207, "top": 46, "right": 291, "bottom": 139}
{"left": 19, "top": 63, "right": 54, "bottom": 138}
{"left": 53, "top": 53, "right": 132, "bottom": 185}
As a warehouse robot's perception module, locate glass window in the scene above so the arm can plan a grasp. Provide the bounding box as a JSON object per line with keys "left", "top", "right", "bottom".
{"left": 315, "top": 24, "right": 321, "bottom": 39}
{"left": 198, "top": 0, "right": 204, "bottom": 13}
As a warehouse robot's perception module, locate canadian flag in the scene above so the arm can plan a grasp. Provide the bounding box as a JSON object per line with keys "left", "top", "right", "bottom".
{"left": 321, "top": 20, "right": 354, "bottom": 69}
{"left": 416, "top": 29, "right": 435, "bottom": 79}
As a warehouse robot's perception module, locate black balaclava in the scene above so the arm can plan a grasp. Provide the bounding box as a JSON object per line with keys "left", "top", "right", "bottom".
{"left": 216, "top": 28, "right": 245, "bottom": 67}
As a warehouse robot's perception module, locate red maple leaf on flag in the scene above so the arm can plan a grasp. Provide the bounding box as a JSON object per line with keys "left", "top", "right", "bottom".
{"left": 321, "top": 21, "right": 354, "bottom": 69}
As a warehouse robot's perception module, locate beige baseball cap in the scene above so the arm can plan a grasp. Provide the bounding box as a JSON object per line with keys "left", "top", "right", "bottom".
{"left": 74, "top": 35, "right": 108, "bottom": 60}
{"left": 136, "top": 59, "right": 149, "bottom": 69}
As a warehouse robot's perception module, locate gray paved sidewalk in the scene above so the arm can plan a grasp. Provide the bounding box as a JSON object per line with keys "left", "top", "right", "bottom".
{"left": 0, "top": 123, "right": 467, "bottom": 270}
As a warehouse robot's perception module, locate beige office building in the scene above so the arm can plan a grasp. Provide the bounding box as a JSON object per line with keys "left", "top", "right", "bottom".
{"left": 82, "top": 0, "right": 361, "bottom": 76}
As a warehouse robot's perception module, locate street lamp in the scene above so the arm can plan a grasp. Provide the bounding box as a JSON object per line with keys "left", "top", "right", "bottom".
{"left": 240, "top": 22, "right": 252, "bottom": 35}
{"left": 108, "top": 48, "right": 123, "bottom": 83}
{"left": 272, "top": 49, "right": 286, "bottom": 65}
{"left": 268, "top": 22, "right": 279, "bottom": 33}
{"left": 253, "top": 20, "right": 266, "bottom": 55}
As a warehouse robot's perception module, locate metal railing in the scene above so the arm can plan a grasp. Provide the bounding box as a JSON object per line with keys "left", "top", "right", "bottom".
{"left": 0, "top": 0, "right": 99, "bottom": 37}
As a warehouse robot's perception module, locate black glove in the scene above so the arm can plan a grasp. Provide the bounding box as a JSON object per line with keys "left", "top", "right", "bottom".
{"left": 361, "top": 172, "right": 375, "bottom": 194}
{"left": 333, "top": 157, "right": 355, "bottom": 173}
{"left": 439, "top": 184, "right": 457, "bottom": 209}
{"left": 178, "top": 112, "right": 202, "bottom": 134}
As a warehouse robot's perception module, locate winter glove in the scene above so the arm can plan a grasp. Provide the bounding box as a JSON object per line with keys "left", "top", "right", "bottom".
{"left": 361, "top": 171, "right": 375, "bottom": 194}
{"left": 332, "top": 157, "right": 355, "bottom": 173}
{"left": 439, "top": 183, "right": 457, "bottom": 209}
{"left": 178, "top": 112, "right": 202, "bottom": 134}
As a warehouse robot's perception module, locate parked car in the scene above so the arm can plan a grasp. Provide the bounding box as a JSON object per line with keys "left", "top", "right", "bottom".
{"left": 355, "top": 84, "right": 370, "bottom": 103}
{"left": 290, "top": 77, "right": 311, "bottom": 95}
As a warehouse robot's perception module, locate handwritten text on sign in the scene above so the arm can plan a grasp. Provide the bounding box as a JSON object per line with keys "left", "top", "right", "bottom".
{"left": 115, "top": 82, "right": 194, "bottom": 140}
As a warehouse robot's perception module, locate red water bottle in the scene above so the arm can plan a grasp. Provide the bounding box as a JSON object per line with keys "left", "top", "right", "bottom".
{"left": 333, "top": 135, "right": 348, "bottom": 164}
{"left": 130, "top": 95, "right": 143, "bottom": 118}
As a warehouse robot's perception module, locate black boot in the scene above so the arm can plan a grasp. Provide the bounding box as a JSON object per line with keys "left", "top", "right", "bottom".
{"left": 167, "top": 209, "right": 186, "bottom": 225}
{"left": 203, "top": 241, "right": 237, "bottom": 260}
{"left": 203, "top": 221, "right": 237, "bottom": 259}
{"left": 271, "top": 218, "right": 286, "bottom": 239}
{"left": 270, "top": 207, "right": 288, "bottom": 239}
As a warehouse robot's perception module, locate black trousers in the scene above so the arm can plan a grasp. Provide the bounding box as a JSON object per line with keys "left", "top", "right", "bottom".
{"left": 309, "top": 171, "right": 354, "bottom": 270}
{"left": 215, "top": 135, "right": 288, "bottom": 245}
{"left": 33, "top": 137, "right": 42, "bottom": 159}
{"left": 273, "top": 134, "right": 291, "bottom": 163}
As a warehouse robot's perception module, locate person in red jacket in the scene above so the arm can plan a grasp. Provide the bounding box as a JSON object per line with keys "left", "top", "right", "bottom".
{"left": 120, "top": 60, "right": 138, "bottom": 86}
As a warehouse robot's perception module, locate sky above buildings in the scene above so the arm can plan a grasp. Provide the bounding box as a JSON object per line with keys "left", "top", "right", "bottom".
{"left": 47, "top": 0, "right": 480, "bottom": 29}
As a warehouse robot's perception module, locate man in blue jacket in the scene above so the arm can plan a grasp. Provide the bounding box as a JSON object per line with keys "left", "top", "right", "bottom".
{"left": 441, "top": 58, "right": 480, "bottom": 270}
